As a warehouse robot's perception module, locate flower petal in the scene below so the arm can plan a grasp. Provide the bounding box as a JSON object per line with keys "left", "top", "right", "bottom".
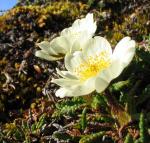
{"left": 51, "top": 78, "right": 80, "bottom": 87}
{"left": 112, "top": 37, "right": 136, "bottom": 64}
{"left": 95, "top": 69, "right": 112, "bottom": 93}
{"left": 61, "top": 13, "right": 96, "bottom": 37}
{"left": 35, "top": 50, "right": 63, "bottom": 61}
{"left": 71, "top": 31, "right": 92, "bottom": 53}
{"left": 83, "top": 36, "right": 112, "bottom": 57}
{"left": 60, "top": 27, "right": 72, "bottom": 36}
{"left": 55, "top": 88, "right": 70, "bottom": 98}
{"left": 37, "top": 41, "right": 57, "bottom": 55}
{"left": 56, "top": 68, "right": 78, "bottom": 79}
{"left": 111, "top": 37, "right": 136, "bottom": 78}
{"left": 36, "top": 36, "right": 73, "bottom": 59}
{"left": 65, "top": 51, "right": 85, "bottom": 72}
{"left": 50, "top": 36, "right": 72, "bottom": 54}
{"left": 72, "top": 13, "right": 96, "bottom": 35}
{"left": 55, "top": 77, "right": 96, "bottom": 98}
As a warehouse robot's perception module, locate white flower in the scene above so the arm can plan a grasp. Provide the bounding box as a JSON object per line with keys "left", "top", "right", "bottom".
{"left": 52, "top": 36, "right": 136, "bottom": 98}
{"left": 35, "top": 13, "right": 96, "bottom": 61}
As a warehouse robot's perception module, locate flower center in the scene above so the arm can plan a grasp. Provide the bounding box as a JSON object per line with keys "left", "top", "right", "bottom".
{"left": 74, "top": 51, "right": 111, "bottom": 81}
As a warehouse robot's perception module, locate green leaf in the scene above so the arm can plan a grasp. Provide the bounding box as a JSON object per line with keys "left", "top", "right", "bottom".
{"left": 80, "top": 107, "right": 87, "bottom": 131}
{"left": 79, "top": 132, "right": 105, "bottom": 143}
{"left": 124, "top": 134, "right": 134, "bottom": 143}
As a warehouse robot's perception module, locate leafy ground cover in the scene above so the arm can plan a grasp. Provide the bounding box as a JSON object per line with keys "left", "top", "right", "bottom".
{"left": 0, "top": 0, "right": 150, "bottom": 142}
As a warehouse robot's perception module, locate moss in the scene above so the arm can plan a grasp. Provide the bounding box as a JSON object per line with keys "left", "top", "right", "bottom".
{"left": 0, "top": 2, "right": 89, "bottom": 32}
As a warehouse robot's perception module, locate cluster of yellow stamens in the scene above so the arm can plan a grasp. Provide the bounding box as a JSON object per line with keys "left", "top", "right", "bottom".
{"left": 74, "top": 51, "right": 111, "bottom": 81}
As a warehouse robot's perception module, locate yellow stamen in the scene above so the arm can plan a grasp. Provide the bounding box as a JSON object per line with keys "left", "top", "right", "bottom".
{"left": 74, "top": 51, "right": 110, "bottom": 81}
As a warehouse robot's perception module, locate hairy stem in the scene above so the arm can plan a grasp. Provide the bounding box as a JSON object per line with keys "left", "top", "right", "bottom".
{"left": 104, "top": 90, "right": 131, "bottom": 127}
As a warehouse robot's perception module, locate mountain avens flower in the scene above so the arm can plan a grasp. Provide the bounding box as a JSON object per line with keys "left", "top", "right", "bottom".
{"left": 35, "top": 13, "right": 96, "bottom": 61}
{"left": 52, "top": 36, "right": 136, "bottom": 98}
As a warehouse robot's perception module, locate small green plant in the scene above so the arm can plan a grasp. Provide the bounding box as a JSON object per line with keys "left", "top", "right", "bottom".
{"left": 80, "top": 107, "right": 87, "bottom": 131}
{"left": 138, "top": 113, "right": 149, "bottom": 143}
{"left": 124, "top": 134, "right": 134, "bottom": 143}
{"left": 79, "top": 132, "right": 105, "bottom": 143}
{"left": 52, "top": 97, "right": 85, "bottom": 118}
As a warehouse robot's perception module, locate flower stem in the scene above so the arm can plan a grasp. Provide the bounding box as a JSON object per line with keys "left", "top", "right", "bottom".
{"left": 104, "top": 90, "right": 131, "bottom": 127}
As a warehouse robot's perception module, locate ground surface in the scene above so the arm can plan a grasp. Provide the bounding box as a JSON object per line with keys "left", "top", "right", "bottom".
{"left": 0, "top": 0, "right": 150, "bottom": 142}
